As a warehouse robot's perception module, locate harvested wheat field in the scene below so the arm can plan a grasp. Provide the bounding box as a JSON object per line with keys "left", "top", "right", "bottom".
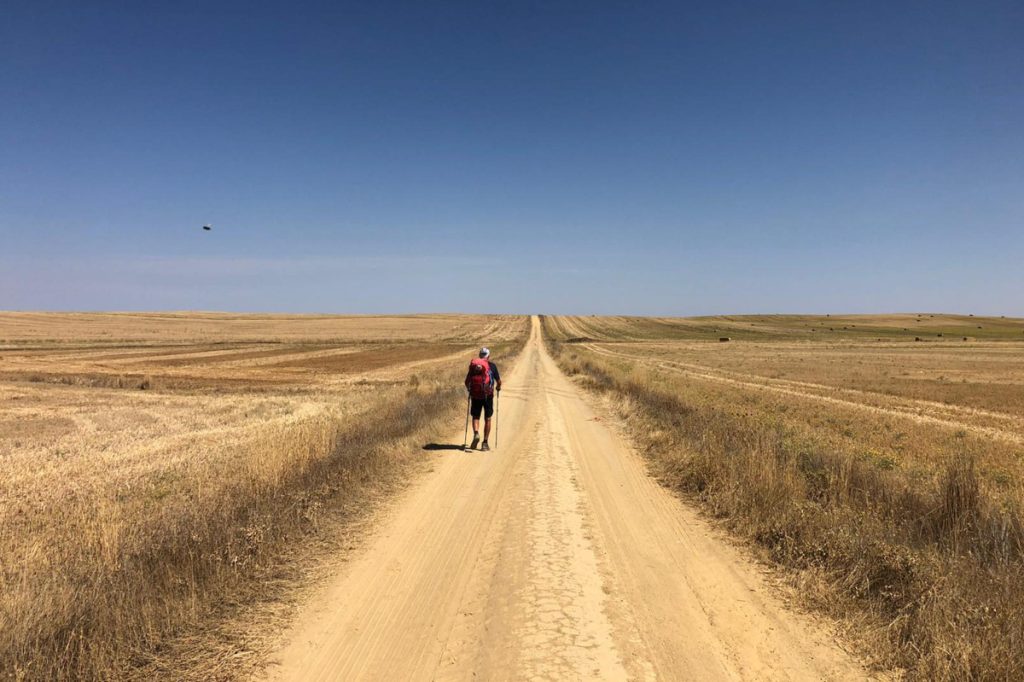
{"left": 4, "top": 311, "right": 1022, "bottom": 681}
{"left": 0, "top": 312, "right": 530, "bottom": 680}
{"left": 544, "top": 314, "right": 1024, "bottom": 679}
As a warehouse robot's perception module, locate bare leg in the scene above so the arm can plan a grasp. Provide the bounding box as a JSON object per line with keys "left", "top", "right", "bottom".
{"left": 472, "top": 418, "right": 480, "bottom": 434}
{"left": 483, "top": 418, "right": 491, "bottom": 441}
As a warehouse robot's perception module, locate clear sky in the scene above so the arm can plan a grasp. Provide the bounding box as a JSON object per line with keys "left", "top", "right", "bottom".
{"left": 2, "top": 1, "right": 1021, "bottom": 315}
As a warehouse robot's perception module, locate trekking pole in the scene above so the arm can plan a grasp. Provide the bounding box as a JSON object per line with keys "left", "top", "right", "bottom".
{"left": 494, "top": 390, "right": 499, "bottom": 449}
{"left": 462, "top": 394, "right": 471, "bottom": 449}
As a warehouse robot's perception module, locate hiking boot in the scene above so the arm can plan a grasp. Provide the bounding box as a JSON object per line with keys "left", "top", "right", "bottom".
{"left": 470, "top": 433, "right": 480, "bottom": 450}
{"left": 481, "top": 441, "right": 490, "bottom": 451}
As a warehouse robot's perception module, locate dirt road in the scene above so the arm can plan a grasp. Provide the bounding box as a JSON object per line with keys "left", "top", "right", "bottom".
{"left": 267, "top": 317, "right": 867, "bottom": 681}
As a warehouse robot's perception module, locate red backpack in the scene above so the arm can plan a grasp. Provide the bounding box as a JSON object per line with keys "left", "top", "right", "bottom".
{"left": 467, "top": 358, "right": 493, "bottom": 399}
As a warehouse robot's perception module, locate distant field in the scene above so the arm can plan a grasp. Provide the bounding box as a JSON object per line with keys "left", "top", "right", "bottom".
{"left": 0, "top": 311, "right": 512, "bottom": 344}
{"left": 0, "top": 313, "right": 524, "bottom": 392}
{"left": 0, "top": 312, "right": 529, "bottom": 680}
{"left": 549, "top": 313, "right": 1024, "bottom": 451}
{"left": 544, "top": 314, "right": 1024, "bottom": 680}
{"left": 547, "top": 312, "right": 1024, "bottom": 342}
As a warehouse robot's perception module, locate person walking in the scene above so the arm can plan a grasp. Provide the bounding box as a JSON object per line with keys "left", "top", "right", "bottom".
{"left": 465, "top": 347, "right": 501, "bottom": 451}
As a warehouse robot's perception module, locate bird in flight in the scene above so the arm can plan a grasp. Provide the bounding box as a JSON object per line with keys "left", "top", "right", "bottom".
{"left": 202, "top": 224, "right": 212, "bottom": 231}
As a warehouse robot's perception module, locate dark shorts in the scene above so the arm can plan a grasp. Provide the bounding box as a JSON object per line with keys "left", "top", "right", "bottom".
{"left": 470, "top": 396, "right": 494, "bottom": 419}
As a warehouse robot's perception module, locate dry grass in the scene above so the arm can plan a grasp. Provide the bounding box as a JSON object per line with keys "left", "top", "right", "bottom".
{"left": 0, "top": 312, "right": 524, "bottom": 345}
{"left": 543, "top": 314, "right": 1024, "bottom": 680}
{"left": 0, "top": 313, "right": 529, "bottom": 680}
{"left": 548, "top": 312, "right": 1024, "bottom": 343}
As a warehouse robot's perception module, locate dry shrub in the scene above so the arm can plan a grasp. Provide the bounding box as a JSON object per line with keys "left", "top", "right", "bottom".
{"left": 548, "top": 340, "right": 1024, "bottom": 680}
{"left": 1, "top": 382, "right": 460, "bottom": 680}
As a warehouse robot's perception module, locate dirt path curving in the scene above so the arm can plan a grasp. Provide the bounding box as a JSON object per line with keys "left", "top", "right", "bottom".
{"left": 265, "top": 317, "right": 869, "bottom": 681}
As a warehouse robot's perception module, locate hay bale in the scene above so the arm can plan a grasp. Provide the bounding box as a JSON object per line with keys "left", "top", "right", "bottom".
{"left": 718, "top": 337, "right": 731, "bottom": 342}
{"left": 915, "top": 337, "right": 922, "bottom": 342}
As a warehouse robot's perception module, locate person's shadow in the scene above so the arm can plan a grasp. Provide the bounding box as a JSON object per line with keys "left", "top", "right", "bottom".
{"left": 422, "top": 443, "right": 467, "bottom": 451}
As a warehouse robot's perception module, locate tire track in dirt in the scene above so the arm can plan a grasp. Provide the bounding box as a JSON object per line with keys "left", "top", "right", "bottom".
{"left": 605, "top": 343, "right": 1024, "bottom": 428}
{"left": 583, "top": 343, "right": 1024, "bottom": 445}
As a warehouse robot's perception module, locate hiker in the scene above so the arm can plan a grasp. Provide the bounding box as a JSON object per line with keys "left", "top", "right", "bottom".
{"left": 465, "top": 347, "right": 501, "bottom": 451}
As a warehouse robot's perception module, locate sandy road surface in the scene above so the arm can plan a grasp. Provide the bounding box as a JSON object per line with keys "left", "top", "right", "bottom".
{"left": 267, "top": 317, "right": 867, "bottom": 681}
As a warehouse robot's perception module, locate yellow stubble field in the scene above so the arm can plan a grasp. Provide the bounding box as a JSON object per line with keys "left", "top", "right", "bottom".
{"left": 543, "top": 313, "right": 1024, "bottom": 679}
{"left": 0, "top": 312, "right": 529, "bottom": 680}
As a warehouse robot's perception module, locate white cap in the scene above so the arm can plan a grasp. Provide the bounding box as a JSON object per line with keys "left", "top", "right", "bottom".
{"left": 479, "top": 347, "right": 490, "bottom": 358}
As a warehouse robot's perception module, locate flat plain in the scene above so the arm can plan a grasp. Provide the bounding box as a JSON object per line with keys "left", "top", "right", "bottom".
{"left": 4, "top": 311, "right": 1023, "bottom": 681}
{"left": 0, "top": 312, "right": 530, "bottom": 680}
{"left": 544, "top": 313, "right": 1024, "bottom": 679}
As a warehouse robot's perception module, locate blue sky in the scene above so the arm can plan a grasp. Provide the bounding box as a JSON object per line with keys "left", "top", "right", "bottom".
{"left": 2, "top": 1, "right": 1021, "bottom": 314}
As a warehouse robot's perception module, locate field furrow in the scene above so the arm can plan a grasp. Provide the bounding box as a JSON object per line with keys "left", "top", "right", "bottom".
{"left": 584, "top": 343, "right": 1024, "bottom": 443}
